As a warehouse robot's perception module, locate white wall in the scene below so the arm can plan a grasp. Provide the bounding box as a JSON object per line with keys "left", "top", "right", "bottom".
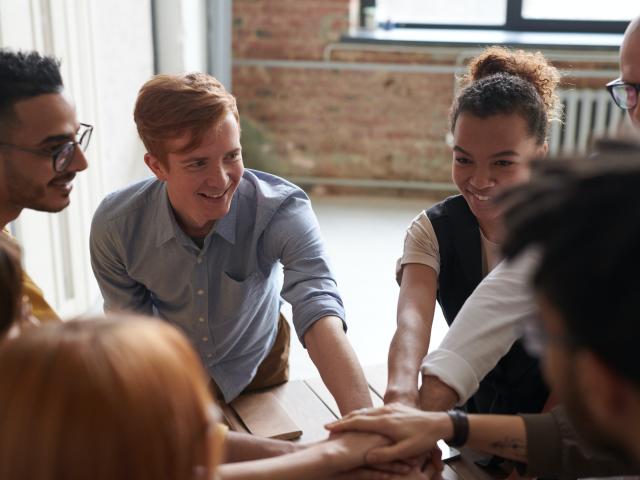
{"left": 153, "top": 0, "right": 232, "bottom": 89}
{"left": 89, "top": 0, "right": 155, "bottom": 193}
{"left": 153, "top": 0, "right": 208, "bottom": 73}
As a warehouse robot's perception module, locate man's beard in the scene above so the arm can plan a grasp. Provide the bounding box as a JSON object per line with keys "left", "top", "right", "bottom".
{"left": 564, "top": 367, "right": 636, "bottom": 463}
{"left": 5, "top": 161, "right": 70, "bottom": 213}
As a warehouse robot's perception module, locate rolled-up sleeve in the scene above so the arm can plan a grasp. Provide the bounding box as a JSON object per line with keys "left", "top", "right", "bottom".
{"left": 421, "top": 250, "right": 539, "bottom": 404}
{"left": 263, "top": 193, "right": 345, "bottom": 345}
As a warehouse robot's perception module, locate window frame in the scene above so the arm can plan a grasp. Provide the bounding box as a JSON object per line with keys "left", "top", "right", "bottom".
{"left": 362, "top": 0, "right": 630, "bottom": 34}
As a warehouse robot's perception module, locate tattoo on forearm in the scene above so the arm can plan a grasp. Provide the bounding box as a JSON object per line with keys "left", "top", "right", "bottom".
{"left": 488, "top": 437, "right": 527, "bottom": 461}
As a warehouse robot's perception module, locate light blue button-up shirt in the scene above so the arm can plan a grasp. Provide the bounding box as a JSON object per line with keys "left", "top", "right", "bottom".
{"left": 90, "top": 169, "right": 345, "bottom": 401}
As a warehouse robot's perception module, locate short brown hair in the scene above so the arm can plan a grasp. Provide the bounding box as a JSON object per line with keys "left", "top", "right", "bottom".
{"left": 0, "top": 234, "right": 22, "bottom": 337}
{"left": 134, "top": 72, "right": 239, "bottom": 159}
{"left": 0, "top": 315, "right": 219, "bottom": 480}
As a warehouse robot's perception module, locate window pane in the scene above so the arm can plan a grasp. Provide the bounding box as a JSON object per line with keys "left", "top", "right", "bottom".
{"left": 376, "top": 0, "right": 507, "bottom": 26}
{"left": 522, "top": 0, "right": 637, "bottom": 21}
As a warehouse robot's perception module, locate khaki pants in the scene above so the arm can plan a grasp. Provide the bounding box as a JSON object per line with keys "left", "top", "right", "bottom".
{"left": 210, "top": 313, "right": 290, "bottom": 401}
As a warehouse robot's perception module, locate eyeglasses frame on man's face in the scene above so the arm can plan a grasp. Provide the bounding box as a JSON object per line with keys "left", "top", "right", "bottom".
{"left": 606, "top": 78, "right": 640, "bottom": 111}
{"left": 0, "top": 122, "right": 93, "bottom": 173}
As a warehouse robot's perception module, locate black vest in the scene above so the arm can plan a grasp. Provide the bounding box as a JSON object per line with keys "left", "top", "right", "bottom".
{"left": 427, "top": 195, "right": 548, "bottom": 414}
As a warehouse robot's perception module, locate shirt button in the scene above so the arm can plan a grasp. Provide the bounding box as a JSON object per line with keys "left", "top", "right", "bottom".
{"left": 198, "top": 317, "right": 205, "bottom": 323}
{"left": 202, "top": 336, "right": 208, "bottom": 342}
{"left": 197, "top": 257, "right": 203, "bottom": 264}
{"left": 207, "top": 353, "right": 213, "bottom": 358}
{"left": 197, "top": 289, "right": 204, "bottom": 296}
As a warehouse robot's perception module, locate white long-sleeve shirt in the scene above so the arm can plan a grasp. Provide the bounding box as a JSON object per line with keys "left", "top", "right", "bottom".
{"left": 420, "top": 250, "right": 540, "bottom": 405}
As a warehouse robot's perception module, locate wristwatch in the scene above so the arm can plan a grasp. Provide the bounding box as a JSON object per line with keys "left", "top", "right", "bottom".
{"left": 446, "top": 409, "right": 469, "bottom": 447}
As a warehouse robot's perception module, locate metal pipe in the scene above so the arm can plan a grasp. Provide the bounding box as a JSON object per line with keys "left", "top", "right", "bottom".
{"left": 233, "top": 58, "right": 460, "bottom": 74}
{"left": 323, "top": 42, "right": 619, "bottom": 64}
{"left": 323, "top": 41, "right": 472, "bottom": 61}
{"left": 288, "top": 176, "right": 456, "bottom": 192}
{"left": 233, "top": 58, "right": 616, "bottom": 79}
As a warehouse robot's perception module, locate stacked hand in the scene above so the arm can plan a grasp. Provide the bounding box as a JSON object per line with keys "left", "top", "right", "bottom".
{"left": 325, "top": 403, "right": 452, "bottom": 468}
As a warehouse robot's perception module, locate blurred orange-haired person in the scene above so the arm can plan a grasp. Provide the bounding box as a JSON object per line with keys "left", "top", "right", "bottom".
{"left": 0, "top": 315, "right": 399, "bottom": 480}
{"left": 0, "top": 316, "right": 225, "bottom": 480}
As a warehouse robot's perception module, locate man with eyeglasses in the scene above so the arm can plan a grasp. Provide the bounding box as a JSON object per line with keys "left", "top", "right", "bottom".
{"left": 328, "top": 154, "right": 640, "bottom": 477}
{"left": 0, "top": 49, "right": 90, "bottom": 324}
{"left": 0, "top": 51, "right": 391, "bottom": 472}
{"left": 607, "top": 15, "right": 640, "bottom": 129}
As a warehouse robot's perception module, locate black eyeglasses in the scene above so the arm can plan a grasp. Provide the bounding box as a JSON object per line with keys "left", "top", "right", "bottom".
{"left": 606, "top": 78, "right": 640, "bottom": 111}
{"left": 0, "top": 122, "right": 93, "bottom": 172}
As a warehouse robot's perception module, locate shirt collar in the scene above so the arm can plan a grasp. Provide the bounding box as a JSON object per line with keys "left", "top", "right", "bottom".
{"left": 155, "top": 183, "right": 179, "bottom": 247}
{"left": 213, "top": 190, "right": 237, "bottom": 245}
{"left": 155, "top": 182, "right": 238, "bottom": 247}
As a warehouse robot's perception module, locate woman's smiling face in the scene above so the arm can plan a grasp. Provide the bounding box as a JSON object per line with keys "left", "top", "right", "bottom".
{"left": 451, "top": 112, "right": 546, "bottom": 227}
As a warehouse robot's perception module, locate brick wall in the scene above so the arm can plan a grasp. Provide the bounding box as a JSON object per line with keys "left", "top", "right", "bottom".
{"left": 232, "top": 0, "right": 620, "bottom": 192}
{"left": 233, "top": 0, "right": 355, "bottom": 60}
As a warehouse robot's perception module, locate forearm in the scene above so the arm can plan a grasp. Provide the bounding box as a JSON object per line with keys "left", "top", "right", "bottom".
{"left": 387, "top": 410, "right": 527, "bottom": 462}
{"left": 385, "top": 312, "right": 432, "bottom": 404}
{"left": 419, "top": 375, "right": 459, "bottom": 411}
{"left": 305, "top": 316, "right": 372, "bottom": 414}
{"left": 326, "top": 405, "right": 527, "bottom": 467}
{"left": 466, "top": 415, "right": 527, "bottom": 463}
{"left": 223, "top": 431, "right": 299, "bottom": 463}
{"left": 415, "top": 412, "right": 527, "bottom": 462}
{"left": 388, "top": 263, "right": 438, "bottom": 405}
{"left": 219, "top": 432, "right": 387, "bottom": 480}
{"left": 218, "top": 445, "right": 334, "bottom": 480}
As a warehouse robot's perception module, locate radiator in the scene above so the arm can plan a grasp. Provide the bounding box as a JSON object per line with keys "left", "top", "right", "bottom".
{"left": 549, "top": 88, "right": 625, "bottom": 156}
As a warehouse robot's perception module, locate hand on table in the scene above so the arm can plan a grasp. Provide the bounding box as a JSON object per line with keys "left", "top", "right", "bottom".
{"left": 325, "top": 403, "right": 452, "bottom": 465}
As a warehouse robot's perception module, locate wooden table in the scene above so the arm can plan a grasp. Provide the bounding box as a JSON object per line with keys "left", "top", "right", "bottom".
{"left": 221, "top": 365, "right": 510, "bottom": 480}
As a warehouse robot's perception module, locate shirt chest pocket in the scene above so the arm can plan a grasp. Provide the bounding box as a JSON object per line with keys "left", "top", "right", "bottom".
{"left": 217, "top": 271, "right": 261, "bottom": 323}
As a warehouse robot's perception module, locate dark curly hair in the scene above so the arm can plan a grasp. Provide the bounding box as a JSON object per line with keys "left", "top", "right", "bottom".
{"left": 0, "top": 49, "right": 63, "bottom": 134}
{"left": 450, "top": 46, "right": 561, "bottom": 145}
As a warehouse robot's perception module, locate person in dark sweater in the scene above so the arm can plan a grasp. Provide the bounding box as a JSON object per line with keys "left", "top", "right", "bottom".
{"left": 386, "top": 46, "right": 561, "bottom": 415}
